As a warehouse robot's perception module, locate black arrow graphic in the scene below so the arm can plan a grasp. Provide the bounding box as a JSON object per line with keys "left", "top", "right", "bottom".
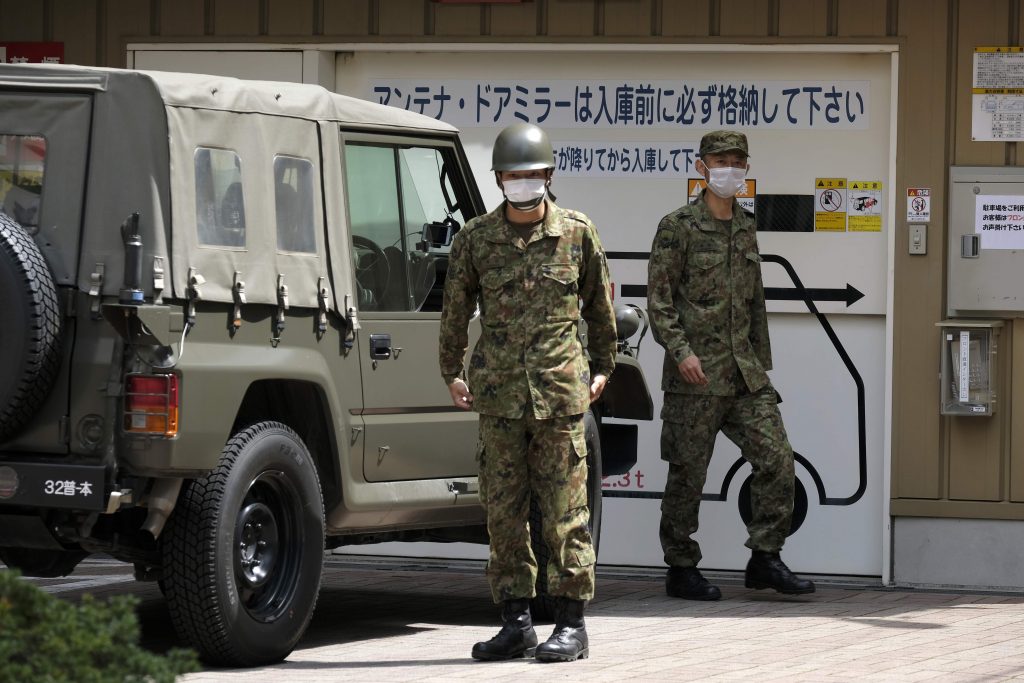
{"left": 607, "top": 252, "right": 869, "bottom": 508}
{"left": 619, "top": 283, "right": 865, "bottom": 307}
{"left": 764, "top": 283, "right": 864, "bottom": 307}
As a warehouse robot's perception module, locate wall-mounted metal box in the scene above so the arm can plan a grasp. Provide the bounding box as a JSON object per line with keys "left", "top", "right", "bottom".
{"left": 936, "top": 320, "right": 1002, "bottom": 416}
{"left": 948, "top": 167, "right": 1024, "bottom": 318}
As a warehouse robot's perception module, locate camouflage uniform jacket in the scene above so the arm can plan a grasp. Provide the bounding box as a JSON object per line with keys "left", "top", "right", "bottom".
{"left": 647, "top": 190, "right": 772, "bottom": 396}
{"left": 439, "top": 199, "right": 616, "bottom": 419}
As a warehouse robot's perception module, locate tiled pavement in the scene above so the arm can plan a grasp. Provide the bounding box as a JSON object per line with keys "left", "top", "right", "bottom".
{"left": 12, "top": 555, "right": 1024, "bottom": 682}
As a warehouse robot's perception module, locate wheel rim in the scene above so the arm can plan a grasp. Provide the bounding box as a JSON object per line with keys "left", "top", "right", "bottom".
{"left": 237, "top": 502, "right": 279, "bottom": 588}
{"left": 233, "top": 470, "right": 304, "bottom": 622}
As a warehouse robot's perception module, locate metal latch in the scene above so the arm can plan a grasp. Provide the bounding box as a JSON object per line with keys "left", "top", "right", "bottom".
{"left": 448, "top": 481, "right": 479, "bottom": 494}
{"left": 343, "top": 293, "right": 359, "bottom": 352}
{"left": 152, "top": 256, "right": 165, "bottom": 303}
{"left": 317, "top": 276, "right": 330, "bottom": 338}
{"left": 88, "top": 263, "right": 105, "bottom": 319}
{"left": 232, "top": 271, "right": 246, "bottom": 330}
{"left": 187, "top": 267, "right": 205, "bottom": 326}
{"left": 272, "top": 274, "right": 289, "bottom": 346}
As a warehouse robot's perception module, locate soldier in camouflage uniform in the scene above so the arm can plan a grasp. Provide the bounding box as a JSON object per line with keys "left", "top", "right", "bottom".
{"left": 647, "top": 130, "right": 815, "bottom": 601}
{"left": 439, "top": 122, "right": 616, "bottom": 663}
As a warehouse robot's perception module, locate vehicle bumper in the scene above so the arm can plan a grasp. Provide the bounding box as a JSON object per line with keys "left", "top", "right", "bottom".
{"left": 0, "top": 458, "right": 108, "bottom": 511}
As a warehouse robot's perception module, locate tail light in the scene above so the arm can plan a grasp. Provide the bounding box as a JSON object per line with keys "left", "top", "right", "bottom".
{"left": 124, "top": 374, "right": 179, "bottom": 436}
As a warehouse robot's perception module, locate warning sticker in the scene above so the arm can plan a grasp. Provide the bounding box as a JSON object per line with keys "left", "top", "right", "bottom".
{"left": 973, "top": 47, "right": 1024, "bottom": 141}
{"left": 848, "top": 181, "right": 883, "bottom": 232}
{"left": 688, "top": 178, "right": 756, "bottom": 213}
{"left": 907, "top": 187, "right": 931, "bottom": 222}
{"left": 814, "top": 178, "right": 847, "bottom": 232}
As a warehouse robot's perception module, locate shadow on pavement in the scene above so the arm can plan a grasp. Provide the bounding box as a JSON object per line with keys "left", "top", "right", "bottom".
{"left": 14, "top": 556, "right": 1024, "bottom": 676}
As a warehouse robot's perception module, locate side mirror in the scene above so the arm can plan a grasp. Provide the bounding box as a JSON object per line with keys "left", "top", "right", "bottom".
{"left": 424, "top": 216, "right": 460, "bottom": 248}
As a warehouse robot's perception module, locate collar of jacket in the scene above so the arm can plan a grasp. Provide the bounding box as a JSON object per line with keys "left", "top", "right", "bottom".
{"left": 691, "top": 189, "right": 748, "bottom": 233}
{"left": 483, "top": 198, "right": 564, "bottom": 243}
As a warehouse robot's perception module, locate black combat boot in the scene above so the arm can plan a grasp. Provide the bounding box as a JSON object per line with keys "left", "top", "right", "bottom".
{"left": 535, "top": 598, "right": 589, "bottom": 662}
{"left": 666, "top": 566, "right": 722, "bottom": 600}
{"left": 744, "top": 551, "right": 816, "bottom": 595}
{"left": 471, "top": 598, "right": 538, "bottom": 661}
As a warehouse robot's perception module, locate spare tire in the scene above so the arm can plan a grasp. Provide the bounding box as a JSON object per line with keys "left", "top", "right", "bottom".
{"left": 0, "top": 211, "right": 62, "bottom": 442}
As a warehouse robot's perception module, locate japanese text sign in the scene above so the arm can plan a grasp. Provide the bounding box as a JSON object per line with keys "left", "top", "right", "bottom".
{"left": 371, "top": 79, "right": 870, "bottom": 129}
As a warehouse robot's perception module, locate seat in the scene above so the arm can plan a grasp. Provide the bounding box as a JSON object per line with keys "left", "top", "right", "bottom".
{"left": 381, "top": 246, "right": 410, "bottom": 310}
{"left": 275, "top": 182, "right": 314, "bottom": 252}
{"left": 218, "top": 181, "right": 246, "bottom": 247}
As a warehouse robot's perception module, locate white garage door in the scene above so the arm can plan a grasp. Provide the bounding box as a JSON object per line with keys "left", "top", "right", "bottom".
{"left": 337, "top": 45, "right": 896, "bottom": 578}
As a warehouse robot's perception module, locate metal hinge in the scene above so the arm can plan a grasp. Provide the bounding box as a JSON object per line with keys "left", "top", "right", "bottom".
{"left": 88, "top": 263, "right": 104, "bottom": 319}
{"left": 60, "top": 288, "right": 77, "bottom": 318}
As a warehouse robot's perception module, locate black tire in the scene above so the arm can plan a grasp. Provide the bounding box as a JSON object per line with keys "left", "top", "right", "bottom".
{"left": 530, "top": 409, "right": 603, "bottom": 621}
{"left": 0, "top": 212, "right": 61, "bottom": 442}
{"left": 0, "top": 547, "right": 86, "bottom": 577}
{"left": 160, "top": 422, "right": 325, "bottom": 666}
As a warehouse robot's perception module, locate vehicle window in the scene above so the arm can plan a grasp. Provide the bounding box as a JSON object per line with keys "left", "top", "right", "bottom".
{"left": 0, "top": 134, "right": 46, "bottom": 228}
{"left": 398, "top": 148, "right": 467, "bottom": 312}
{"left": 345, "top": 144, "right": 405, "bottom": 312}
{"left": 195, "top": 147, "right": 245, "bottom": 248}
{"left": 344, "top": 141, "right": 465, "bottom": 313}
{"left": 274, "top": 155, "right": 316, "bottom": 254}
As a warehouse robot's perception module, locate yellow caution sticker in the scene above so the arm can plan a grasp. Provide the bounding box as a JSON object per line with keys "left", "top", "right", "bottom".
{"left": 848, "top": 180, "right": 883, "bottom": 232}
{"left": 814, "top": 178, "right": 847, "bottom": 232}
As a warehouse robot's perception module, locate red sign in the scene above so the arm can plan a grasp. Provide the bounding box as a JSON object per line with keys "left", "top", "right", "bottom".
{"left": 0, "top": 42, "right": 64, "bottom": 64}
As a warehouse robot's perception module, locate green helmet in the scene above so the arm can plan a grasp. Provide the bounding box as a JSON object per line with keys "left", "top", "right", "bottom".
{"left": 491, "top": 123, "right": 554, "bottom": 171}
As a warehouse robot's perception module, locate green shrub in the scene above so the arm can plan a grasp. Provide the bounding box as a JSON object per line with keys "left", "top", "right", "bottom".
{"left": 0, "top": 569, "right": 199, "bottom": 683}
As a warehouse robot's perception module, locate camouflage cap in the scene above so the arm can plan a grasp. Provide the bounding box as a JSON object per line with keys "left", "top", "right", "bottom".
{"left": 698, "top": 130, "right": 749, "bottom": 157}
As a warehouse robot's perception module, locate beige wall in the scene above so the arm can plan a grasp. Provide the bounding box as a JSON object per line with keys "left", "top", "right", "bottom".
{"left": 3, "top": 0, "right": 1022, "bottom": 520}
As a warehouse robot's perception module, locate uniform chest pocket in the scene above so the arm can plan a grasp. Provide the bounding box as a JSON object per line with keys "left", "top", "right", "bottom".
{"left": 539, "top": 263, "right": 580, "bottom": 322}
{"left": 691, "top": 251, "right": 725, "bottom": 270}
{"left": 480, "top": 267, "right": 518, "bottom": 326}
{"left": 685, "top": 250, "right": 727, "bottom": 301}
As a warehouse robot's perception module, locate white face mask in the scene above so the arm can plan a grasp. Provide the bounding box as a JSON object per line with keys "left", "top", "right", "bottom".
{"left": 503, "top": 178, "right": 547, "bottom": 210}
{"left": 706, "top": 166, "right": 747, "bottom": 199}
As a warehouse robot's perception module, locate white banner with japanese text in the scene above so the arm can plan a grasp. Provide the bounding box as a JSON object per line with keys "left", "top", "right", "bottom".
{"left": 369, "top": 79, "right": 870, "bottom": 130}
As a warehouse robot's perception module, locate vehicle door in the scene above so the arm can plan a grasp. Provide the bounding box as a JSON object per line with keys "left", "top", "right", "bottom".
{"left": 341, "top": 132, "right": 481, "bottom": 483}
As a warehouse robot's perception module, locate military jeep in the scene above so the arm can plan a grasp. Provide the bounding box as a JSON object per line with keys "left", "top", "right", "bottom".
{"left": 0, "top": 63, "right": 652, "bottom": 666}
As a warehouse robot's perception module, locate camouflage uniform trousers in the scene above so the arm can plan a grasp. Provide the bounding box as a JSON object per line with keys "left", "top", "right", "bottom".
{"left": 659, "top": 385, "right": 795, "bottom": 568}
{"left": 477, "top": 410, "right": 595, "bottom": 604}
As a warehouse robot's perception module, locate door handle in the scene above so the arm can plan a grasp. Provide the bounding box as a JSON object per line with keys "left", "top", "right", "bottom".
{"left": 369, "top": 333, "right": 392, "bottom": 360}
